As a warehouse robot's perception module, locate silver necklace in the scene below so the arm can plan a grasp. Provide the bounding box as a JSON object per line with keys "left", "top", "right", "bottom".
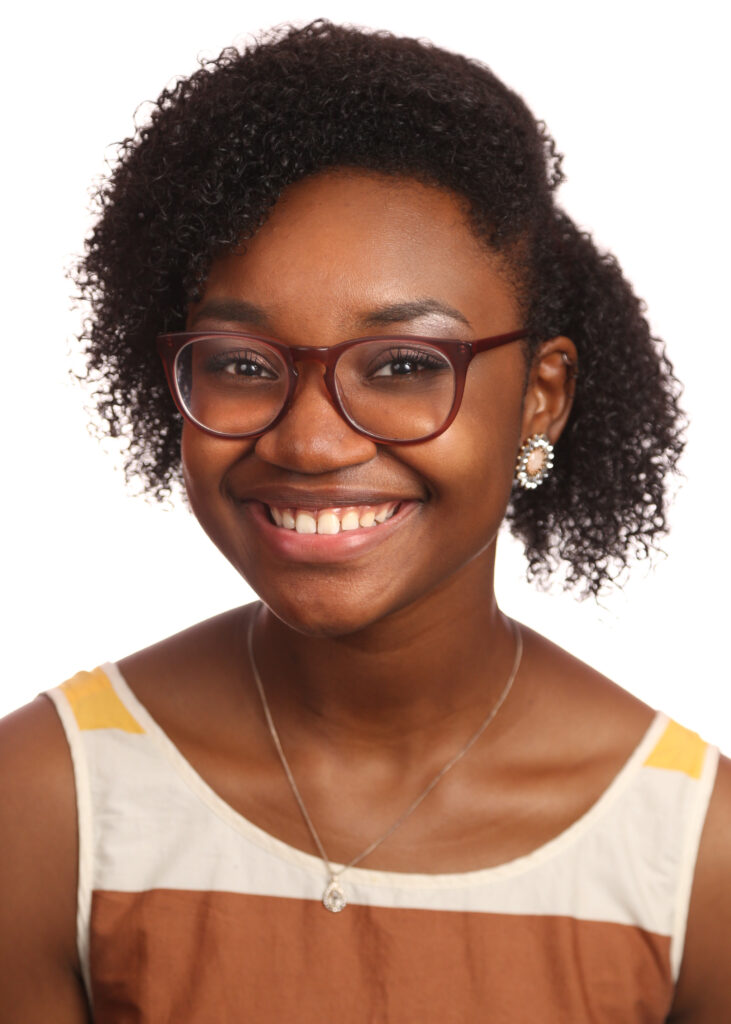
{"left": 247, "top": 605, "right": 522, "bottom": 913}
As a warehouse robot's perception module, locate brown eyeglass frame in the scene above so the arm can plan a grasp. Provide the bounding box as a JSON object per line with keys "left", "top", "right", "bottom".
{"left": 156, "top": 328, "right": 528, "bottom": 444}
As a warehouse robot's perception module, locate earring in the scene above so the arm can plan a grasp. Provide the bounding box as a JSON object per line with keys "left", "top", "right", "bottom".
{"left": 515, "top": 433, "right": 554, "bottom": 489}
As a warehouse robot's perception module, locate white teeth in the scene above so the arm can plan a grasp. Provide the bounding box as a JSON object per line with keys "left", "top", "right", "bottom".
{"left": 295, "top": 511, "right": 317, "bottom": 534}
{"left": 268, "top": 503, "right": 400, "bottom": 532}
{"left": 341, "top": 510, "right": 360, "bottom": 531}
{"left": 317, "top": 511, "right": 341, "bottom": 535}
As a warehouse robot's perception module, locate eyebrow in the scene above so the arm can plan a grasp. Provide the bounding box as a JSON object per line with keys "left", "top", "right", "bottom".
{"left": 359, "top": 300, "right": 471, "bottom": 329}
{"left": 190, "top": 299, "right": 270, "bottom": 329}
{"left": 189, "top": 297, "right": 471, "bottom": 331}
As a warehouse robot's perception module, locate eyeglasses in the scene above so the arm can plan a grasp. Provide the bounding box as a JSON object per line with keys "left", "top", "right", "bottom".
{"left": 157, "top": 329, "right": 527, "bottom": 444}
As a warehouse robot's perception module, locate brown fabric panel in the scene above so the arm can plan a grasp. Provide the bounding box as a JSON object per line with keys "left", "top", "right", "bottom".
{"left": 90, "top": 889, "right": 674, "bottom": 1023}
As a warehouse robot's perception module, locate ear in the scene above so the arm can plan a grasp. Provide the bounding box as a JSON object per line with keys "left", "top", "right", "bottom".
{"left": 520, "top": 336, "right": 578, "bottom": 443}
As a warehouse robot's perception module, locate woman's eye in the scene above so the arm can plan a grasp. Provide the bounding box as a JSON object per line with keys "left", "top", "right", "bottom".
{"left": 207, "top": 350, "right": 278, "bottom": 379}
{"left": 370, "top": 348, "right": 448, "bottom": 377}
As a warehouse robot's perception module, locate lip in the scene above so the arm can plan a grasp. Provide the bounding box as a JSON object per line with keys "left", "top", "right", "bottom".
{"left": 241, "top": 499, "right": 420, "bottom": 563}
{"left": 241, "top": 485, "right": 417, "bottom": 511}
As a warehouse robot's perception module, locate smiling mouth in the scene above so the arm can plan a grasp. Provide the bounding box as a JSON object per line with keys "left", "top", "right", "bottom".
{"left": 266, "top": 502, "right": 401, "bottom": 534}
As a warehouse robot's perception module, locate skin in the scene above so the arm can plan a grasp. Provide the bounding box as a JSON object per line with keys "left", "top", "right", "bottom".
{"left": 0, "top": 171, "right": 728, "bottom": 1021}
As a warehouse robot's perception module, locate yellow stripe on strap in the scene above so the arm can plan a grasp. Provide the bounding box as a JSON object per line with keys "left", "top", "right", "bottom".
{"left": 60, "top": 668, "right": 144, "bottom": 733}
{"left": 644, "top": 719, "right": 706, "bottom": 779}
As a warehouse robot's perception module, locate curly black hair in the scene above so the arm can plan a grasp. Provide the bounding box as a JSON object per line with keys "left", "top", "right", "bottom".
{"left": 75, "top": 20, "right": 684, "bottom": 596}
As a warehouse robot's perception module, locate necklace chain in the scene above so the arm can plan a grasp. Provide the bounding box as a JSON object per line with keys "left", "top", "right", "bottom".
{"left": 247, "top": 605, "right": 523, "bottom": 912}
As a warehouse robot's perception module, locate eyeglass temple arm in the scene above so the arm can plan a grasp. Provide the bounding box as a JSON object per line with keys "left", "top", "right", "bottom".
{"left": 470, "top": 329, "right": 528, "bottom": 354}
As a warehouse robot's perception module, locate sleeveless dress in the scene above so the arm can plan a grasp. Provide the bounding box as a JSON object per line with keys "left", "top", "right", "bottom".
{"left": 47, "top": 664, "right": 718, "bottom": 1023}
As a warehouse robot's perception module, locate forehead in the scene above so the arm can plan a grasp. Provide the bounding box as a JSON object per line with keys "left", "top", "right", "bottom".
{"left": 192, "top": 170, "right": 519, "bottom": 335}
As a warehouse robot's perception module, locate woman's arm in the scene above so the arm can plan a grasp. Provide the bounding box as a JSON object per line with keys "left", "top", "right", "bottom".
{"left": 0, "top": 698, "right": 91, "bottom": 1022}
{"left": 669, "top": 755, "right": 731, "bottom": 1021}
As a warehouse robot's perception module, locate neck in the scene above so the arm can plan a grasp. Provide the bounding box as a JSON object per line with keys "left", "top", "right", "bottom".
{"left": 248, "top": 552, "right": 519, "bottom": 748}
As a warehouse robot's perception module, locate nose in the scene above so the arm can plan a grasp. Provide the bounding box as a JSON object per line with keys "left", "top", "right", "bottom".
{"left": 253, "top": 362, "right": 378, "bottom": 474}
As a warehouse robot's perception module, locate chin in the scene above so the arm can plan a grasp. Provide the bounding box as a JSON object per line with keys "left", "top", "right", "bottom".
{"left": 260, "top": 598, "right": 379, "bottom": 639}
{"left": 248, "top": 573, "right": 412, "bottom": 640}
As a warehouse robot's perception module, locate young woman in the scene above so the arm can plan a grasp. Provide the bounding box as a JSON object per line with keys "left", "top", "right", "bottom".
{"left": 1, "top": 21, "right": 728, "bottom": 1022}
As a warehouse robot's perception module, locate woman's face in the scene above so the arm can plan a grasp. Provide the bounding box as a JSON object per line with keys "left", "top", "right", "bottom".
{"left": 183, "top": 171, "right": 563, "bottom": 635}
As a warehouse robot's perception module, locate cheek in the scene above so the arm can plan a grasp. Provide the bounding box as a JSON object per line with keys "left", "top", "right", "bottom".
{"left": 180, "top": 426, "right": 249, "bottom": 524}
{"left": 436, "top": 364, "right": 526, "bottom": 502}
{"left": 398, "top": 388, "right": 523, "bottom": 578}
{"left": 180, "top": 427, "right": 262, "bottom": 580}
{"left": 181, "top": 426, "right": 213, "bottom": 506}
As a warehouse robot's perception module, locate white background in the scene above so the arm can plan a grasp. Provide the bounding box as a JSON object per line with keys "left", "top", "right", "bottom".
{"left": 1, "top": 1, "right": 729, "bottom": 748}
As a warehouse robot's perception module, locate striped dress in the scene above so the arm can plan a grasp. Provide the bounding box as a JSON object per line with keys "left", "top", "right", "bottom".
{"left": 48, "top": 664, "right": 718, "bottom": 1023}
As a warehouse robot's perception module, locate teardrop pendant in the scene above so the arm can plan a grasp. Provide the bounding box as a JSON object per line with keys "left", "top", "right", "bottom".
{"left": 322, "top": 878, "right": 346, "bottom": 913}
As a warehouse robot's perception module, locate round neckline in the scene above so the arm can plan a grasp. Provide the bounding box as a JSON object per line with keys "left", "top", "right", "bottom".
{"left": 103, "top": 661, "right": 666, "bottom": 891}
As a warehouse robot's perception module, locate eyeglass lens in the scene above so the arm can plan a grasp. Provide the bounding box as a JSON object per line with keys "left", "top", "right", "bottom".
{"left": 175, "top": 336, "right": 457, "bottom": 441}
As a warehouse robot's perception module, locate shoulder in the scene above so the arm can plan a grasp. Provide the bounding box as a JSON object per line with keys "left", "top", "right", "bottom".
{"left": 0, "top": 695, "right": 77, "bottom": 882}
{"left": 117, "top": 604, "right": 256, "bottom": 732}
{"left": 118, "top": 604, "right": 246, "bottom": 684}
{"left": 517, "top": 624, "right": 657, "bottom": 753}
{"left": 670, "top": 752, "right": 731, "bottom": 1021}
{"left": 520, "top": 629, "right": 730, "bottom": 1020}
{"left": 0, "top": 696, "right": 90, "bottom": 1019}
